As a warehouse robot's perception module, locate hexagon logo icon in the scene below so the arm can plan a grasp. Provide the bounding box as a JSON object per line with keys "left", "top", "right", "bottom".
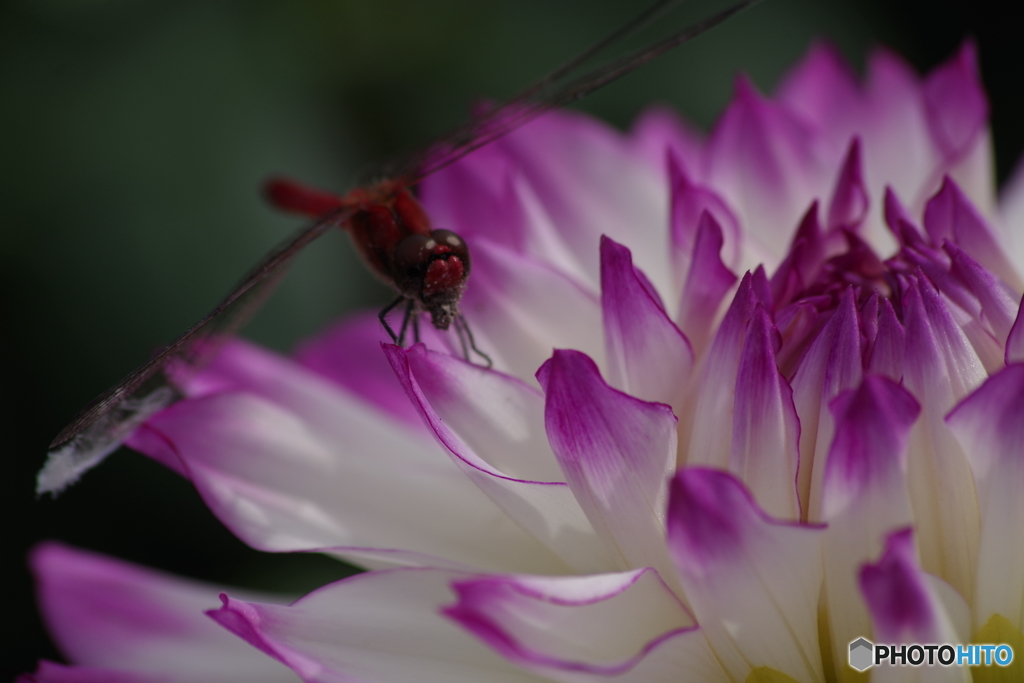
{"left": 849, "top": 638, "right": 874, "bottom": 671}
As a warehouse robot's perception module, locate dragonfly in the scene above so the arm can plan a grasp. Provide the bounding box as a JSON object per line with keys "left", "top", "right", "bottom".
{"left": 39, "top": 0, "right": 760, "bottom": 495}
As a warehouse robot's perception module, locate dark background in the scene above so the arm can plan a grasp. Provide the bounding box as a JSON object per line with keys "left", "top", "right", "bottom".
{"left": 1, "top": 0, "right": 1019, "bottom": 677}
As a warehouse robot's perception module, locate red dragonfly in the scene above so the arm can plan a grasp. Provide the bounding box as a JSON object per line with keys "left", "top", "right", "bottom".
{"left": 40, "top": 0, "right": 759, "bottom": 495}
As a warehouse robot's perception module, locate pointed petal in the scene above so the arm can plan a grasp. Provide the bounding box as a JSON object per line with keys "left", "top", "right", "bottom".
{"left": 791, "top": 288, "right": 864, "bottom": 521}
{"left": 860, "top": 529, "right": 963, "bottom": 645}
{"left": 668, "top": 151, "right": 743, "bottom": 285}
{"left": 946, "top": 364, "right": 1024, "bottom": 631}
{"left": 29, "top": 542, "right": 297, "bottom": 682}
{"left": 946, "top": 243, "right": 1019, "bottom": 371}
{"left": 869, "top": 299, "right": 906, "bottom": 381}
{"left": 127, "top": 342, "right": 559, "bottom": 573}
{"left": 537, "top": 350, "right": 678, "bottom": 583}
{"left": 704, "top": 77, "right": 825, "bottom": 265}
{"left": 666, "top": 469, "right": 825, "bottom": 683}
{"left": 900, "top": 278, "right": 983, "bottom": 599}
{"left": 777, "top": 41, "right": 862, "bottom": 147}
{"left": 462, "top": 238, "right": 604, "bottom": 382}
{"left": 687, "top": 273, "right": 760, "bottom": 470}
{"left": 601, "top": 236, "right": 693, "bottom": 406}
{"left": 924, "top": 177, "right": 1022, "bottom": 291}
{"left": 631, "top": 106, "right": 704, "bottom": 176}
{"left": 827, "top": 138, "right": 869, "bottom": 232}
{"left": 677, "top": 211, "right": 739, "bottom": 357}
{"left": 730, "top": 306, "right": 801, "bottom": 519}
{"left": 819, "top": 377, "right": 919, "bottom": 676}
{"left": 208, "top": 569, "right": 549, "bottom": 683}
{"left": 922, "top": 40, "right": 988, "bottom": 164}
{"left": 385, "top": 343, "right": 613, "bottom": 573}
{"left": 446, "top": 569, "right": 728, "bottom": 683}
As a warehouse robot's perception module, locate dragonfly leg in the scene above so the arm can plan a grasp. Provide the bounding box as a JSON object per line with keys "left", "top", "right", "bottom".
{"left": 412, "top": 308, "right": 422, "bottom": 344}
{"left": 379, "top": 295, "right": 407, "bottom": 343}
{"left": 397, "top": 298, "right": 416, "bottom": 346}
{"left": 455, "top": 314, "right": 493, "bottom": 368}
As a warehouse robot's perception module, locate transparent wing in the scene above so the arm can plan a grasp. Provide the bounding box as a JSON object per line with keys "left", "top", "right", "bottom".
{"left": 39, "top": 208, "right": 352, "bottom": 495}
{"left": 392, "top": 0, "right": 760, "bottom": 184}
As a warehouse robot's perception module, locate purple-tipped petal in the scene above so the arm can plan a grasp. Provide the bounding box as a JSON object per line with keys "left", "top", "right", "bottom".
{"left": 208, "top": 569, "right": 549, "bottom": 683}
{"left": 860, "top": 529, "right": 960, "bottom": 644}
{"left": 445, "top": 570, "right": 728, "bottom": 682}
{"left": 820, "top": 377, "right": 919, "bottom": 675}
{"left": 704, "top": 77, "right": 824, "bottom": 264}
{"left": 730, "top": 306, "right": 801, "bottom": 518}
{"left": 924, "top": 176, "right": 1022, "bottom": 290}
{"left": 883, "top": 186, "right": 928, "bottom": 248}
{"left": 946, "top": 243, "right": 1019, "bottom": 371}
{"left": 127, "top": 342, "right": 560, "bottom": 573}
{"left": 900, "top": 278, "right": 983, "bottom": 599}
{"left": 666, "top": 469, "right": 825, "bottom": 683}
{"left": 632, "top": 107, "right": 704, "bottom": 175}
{"left": 677, "top": 211, "right": 739, "bottom": 356}
{"left": 385, "top": 344, "right": 612, "bottom": 573}
{"left": 869, "top": 298, "right": 905, "bottom": 383}
{"left": 29, "top": 543, "right": 297, "bottom": 682}
{"left": 947, "top": 364, "right": 1024, "bottom": 631}
{"left": 923, "top": 40, "right": 988, "bottom": 163}
{"left": 687, "top": 273, "right": 760, "bottom": 470}
{"left": 668, "top": 152, "right": 742, "bottom": 283}
{"left": 778, "top": 41, "right": 862, "bottom": 148}
{"left": 827, "top": 137, "right": 869, "bottom": 232}
{"left": 790, "top": 288, "right": 863, "bottom": 520}
{"left": 601, "top": 236, "right": 693, "bottom": 406}
{"left": 821, "top": 375, "right": 919, "bottom": 519}
{"left": 537, "top": 350, "right": 678, "bottom": 583}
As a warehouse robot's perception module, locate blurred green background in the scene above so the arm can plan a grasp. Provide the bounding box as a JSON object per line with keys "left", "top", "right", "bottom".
{"left": 1, "top": 0, "right": 1019, "bottom": 676}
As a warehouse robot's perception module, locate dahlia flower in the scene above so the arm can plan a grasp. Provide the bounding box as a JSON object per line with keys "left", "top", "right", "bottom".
{"left": 24, "top": 41, "right": 1024, "bottom": 683}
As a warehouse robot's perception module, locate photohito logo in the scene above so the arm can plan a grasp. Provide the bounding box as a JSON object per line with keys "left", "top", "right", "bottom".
{"left": 848, "top": 638, "right": 1014, "bottom": 671}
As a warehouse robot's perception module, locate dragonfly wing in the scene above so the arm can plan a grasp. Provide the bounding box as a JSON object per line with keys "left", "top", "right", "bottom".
{"left": 39, "top": 209, "right": 350, "bottom": 495}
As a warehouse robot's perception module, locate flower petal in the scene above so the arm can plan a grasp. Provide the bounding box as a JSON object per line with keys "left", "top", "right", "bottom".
{"left": 819, "top": 377, "right": 919, "bottom": 677}
{"left": 208, "top": 569, "right": 549, "bottom": 683}
{"left": 462, "top": 238, "right": 604, "bottom": 381}
{"left": 946, "top": 364, "right": 1024, "bottom": 632}
{"left": 860, "top": 529, "right": 963, "bottom": 646}
{"left": 29, "top": 542, "right": 297, "bottom": 682}
{"left": 127, "top": 342, "right": 557, "bottom": 573}
{"left": 446, "top": 569, "right": 728, "bottom": 682}
{"left": 826, "top": 137, "right": 869, "bottom": 233}
{"left": 537, "top": 349, "right": 678, "bottom": 584}
{"left": 705, "top": 77, "right": 825, "bottom": 267}
{"left": 293, "top": 312, "right": 425, "bottom": 430}
{"left": 385, "top": 343, "right": 613, "bottom": 574}
{"left": 687, "top": 271, "right": 763, "bottom": 470}
{"left": 730, "top": 305, "right": 801, "bottom": 519}
{"left": 600, "top": 235, "right": 693, "bottom": 406}
{"left": 924, "top": 176, "right": 1022, "bottom": 291}
{"left": 666, "top": 469, "right": 825, "bottom": 683}
{"left": 791, "top": 288, "right": 864, "bottom": 521}
{"left": 898, "top": 277, "right": 983, "bottom": 600}
{"left": 922, "top": 40, "right": 988, "bottom": 166}
{"left": 677, "top": 211, "right": 739, "bottom": 357}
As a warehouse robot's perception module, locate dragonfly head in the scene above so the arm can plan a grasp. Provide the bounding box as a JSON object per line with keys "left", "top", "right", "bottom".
{"left": 391, "top": 228, "right": 470, "bottom": 330}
